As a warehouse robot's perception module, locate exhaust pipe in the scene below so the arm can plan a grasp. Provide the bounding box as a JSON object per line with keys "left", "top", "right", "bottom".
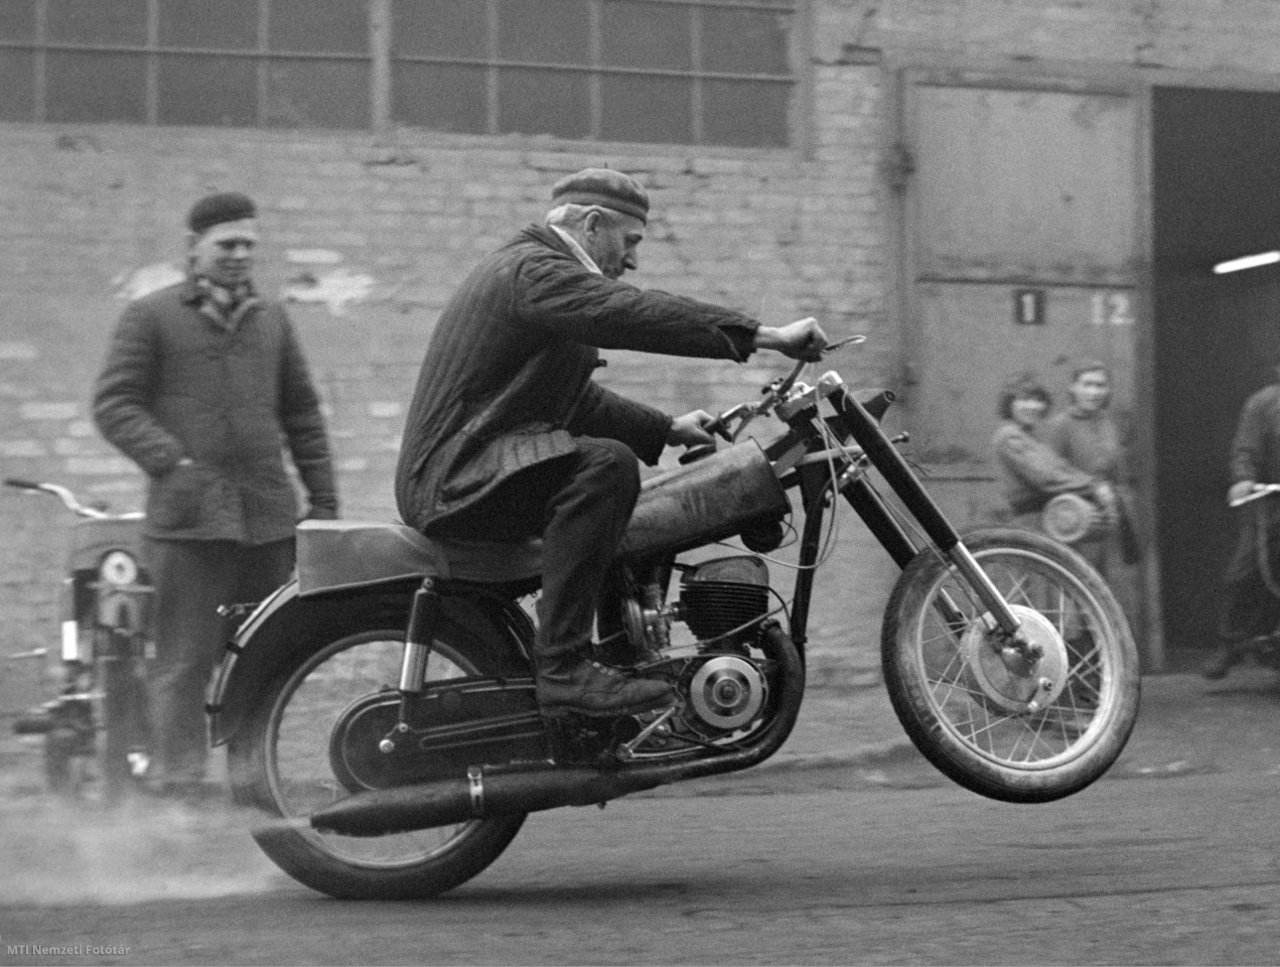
{"left": 311, "top": 765, "right": 665, "bottom": 837}
{"left": 311, "top": 620, "right": 808, "bottom": 838}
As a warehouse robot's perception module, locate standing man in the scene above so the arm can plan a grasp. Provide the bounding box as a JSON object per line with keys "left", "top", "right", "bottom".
{"left": 395, "top": 168, "right": 826, "bottom": 719}
{"left": 94, "top": 192, "right": 339, "bottom": 797}
{"left": 1203, "top": 365, "right": 1280, "bottom": 679}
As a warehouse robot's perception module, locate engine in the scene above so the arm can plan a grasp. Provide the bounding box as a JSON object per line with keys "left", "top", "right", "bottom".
{"left": 617, "top": 554, "right": 775, "bottom": 740}
{"left": 678, "top": 555, "right": 772, "bottom": 734}
{"left": 679, "top": 555, "right": 770, "bottom": 643}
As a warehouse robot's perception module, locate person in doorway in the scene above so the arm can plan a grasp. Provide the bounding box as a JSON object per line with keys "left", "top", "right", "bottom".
{"left": 989, "top": 373, "right": 1110, "bottom": 529}
{"left": 395, "top": 167, "right": 827, "bottom": 720}
{"left": 1203, "top": 366, "right": 1280, "bottom": 679}
{"left": 991, "top": 373, "right": 1114, "bottom": 729}
{"left": 94, "top": 191, "right": 339, "bottom": 799}
{"left": 1042, "top": 361, "right": 1134, "bottom": 575}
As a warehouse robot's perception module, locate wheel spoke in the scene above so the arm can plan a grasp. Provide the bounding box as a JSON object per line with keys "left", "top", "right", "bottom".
{"left": 266, "top": 634, "right": 487, "bottom": 868}
{"left": 893, "top": 535, "right": 1136, "bottom": 785}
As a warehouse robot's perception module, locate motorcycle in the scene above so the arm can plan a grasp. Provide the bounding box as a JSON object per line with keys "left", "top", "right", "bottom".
{"left": 4, "top": 478, "right": 153, "bottom": 800}
{"left": 209, "top": 351, "right": 1141, "bottom": 900}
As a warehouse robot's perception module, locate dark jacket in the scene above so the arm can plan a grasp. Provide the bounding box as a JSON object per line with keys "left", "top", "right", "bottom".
{"left": 1225, "top": 384, "right": 1280, "bottom": 582}
{"left": 1229, "top": 384, "right": 1280, "bottom": 487}
{"left": 94, "top": 279, "right": 338, "bottom": 543}
{"left": 395, "top": 224, "right": 760, "bottom": 532}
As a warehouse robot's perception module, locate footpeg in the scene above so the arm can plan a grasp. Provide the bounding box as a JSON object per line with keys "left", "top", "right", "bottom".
{"left": 616, "top": 703, "right": 679, "bottom": 761}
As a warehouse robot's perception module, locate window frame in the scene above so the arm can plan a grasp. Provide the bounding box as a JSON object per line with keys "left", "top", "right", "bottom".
{"left": 0, "top": 0, "right": 809, "bottom": 150}
{"left": 1, "top": 0, "right": 374, "bottom": 128}
{"left": 389, "top": 0, "right": 802, "bottom": 147}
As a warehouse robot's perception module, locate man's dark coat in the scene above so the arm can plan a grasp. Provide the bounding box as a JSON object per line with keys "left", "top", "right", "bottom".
{"left": 94, "top": 279, "right": 338, "bottom": 543}
{"left": 395, "top": 225, "right": 761, "bottom": 532}
{"left": 1226, "top": 383, "right": 1280, "bottom": 583}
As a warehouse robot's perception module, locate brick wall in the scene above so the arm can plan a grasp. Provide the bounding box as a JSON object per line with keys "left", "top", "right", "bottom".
{"left": 0, "top": 63, "right": 893, "bottom": 684}
{"left": 4, "top": 1, "right": 1280, "bottom": 690}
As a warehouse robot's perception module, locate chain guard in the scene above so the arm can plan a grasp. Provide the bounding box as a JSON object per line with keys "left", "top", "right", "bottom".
{"left": 327, "top": 678, "right": 549, "bottom": 792}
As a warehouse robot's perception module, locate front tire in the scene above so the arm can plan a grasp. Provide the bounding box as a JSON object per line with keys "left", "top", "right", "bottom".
{"left": 882, "top": 528, "right": 1140, "bottom": 803}
{"left": 228, "top": 600, "right": 529, "bottom": 899}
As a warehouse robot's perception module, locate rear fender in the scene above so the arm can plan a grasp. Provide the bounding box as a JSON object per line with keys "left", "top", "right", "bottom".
{"left": 207, "top": 577, "right": 535, "bottom": 747}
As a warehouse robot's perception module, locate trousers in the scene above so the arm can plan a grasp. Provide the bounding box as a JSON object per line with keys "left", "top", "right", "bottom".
{"left": 426, "top": 436, "right": 641, "bottom": 667}
{"left": 144, "top": 537, "right": 295, "bottom": 783}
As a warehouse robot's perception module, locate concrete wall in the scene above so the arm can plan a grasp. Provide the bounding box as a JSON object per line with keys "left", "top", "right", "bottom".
{"left": 5, "top": 1, "right": 1280, "bottom": 686}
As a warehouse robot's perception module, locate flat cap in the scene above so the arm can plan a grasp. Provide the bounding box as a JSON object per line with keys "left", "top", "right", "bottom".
{"left": 187, "top": 191, "right": 256, "bottom": 234}
{"left": 550, "top": 168, "right": 649, "bottom": 223}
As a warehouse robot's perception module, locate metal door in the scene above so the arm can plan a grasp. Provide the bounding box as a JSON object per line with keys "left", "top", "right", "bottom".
{"left": 899, "top": 76, "right": 1140, "bottom": 486}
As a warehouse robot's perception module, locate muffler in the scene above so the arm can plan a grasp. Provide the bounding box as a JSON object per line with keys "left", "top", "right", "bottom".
{"left": 310, "top": 765, "right": 665, "bottom": 837}
{"left": 311, "top": 620, "right": 808, "bottom": 838}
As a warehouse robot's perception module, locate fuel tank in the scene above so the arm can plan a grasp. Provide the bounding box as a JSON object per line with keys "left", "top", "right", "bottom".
{"left": 617, "top": 441, "right": 788, "bottom": 561}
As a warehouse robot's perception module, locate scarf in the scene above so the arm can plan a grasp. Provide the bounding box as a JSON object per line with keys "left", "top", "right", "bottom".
{"left": 194, "top": 276, "right": 258, "bottom": 328}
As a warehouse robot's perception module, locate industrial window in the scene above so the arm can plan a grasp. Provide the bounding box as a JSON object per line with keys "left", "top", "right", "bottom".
{"left": 393, "top": 0, "right": 798, "bottom": 147}
{"left": 0, "top": 0, "right": 800, "bottom": 148}
{"left": 0, "top": 0, "right": 370, "bottom": 129}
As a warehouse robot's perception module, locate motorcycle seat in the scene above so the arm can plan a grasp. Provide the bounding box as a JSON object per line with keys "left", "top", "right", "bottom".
{"left": 295, "top": 519, "right": 543, "bottom": 597}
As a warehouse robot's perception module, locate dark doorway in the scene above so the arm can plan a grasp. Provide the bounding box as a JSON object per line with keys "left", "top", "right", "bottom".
{"left": 1153, "top": 87, "right": 1280, "bottom": 662}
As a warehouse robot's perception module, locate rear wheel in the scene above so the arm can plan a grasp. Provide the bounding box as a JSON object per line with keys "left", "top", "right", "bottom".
{"left": 882, "top": 528, "right": 1140, "bottom": 803}
{"left": 228, "top": 605, "right": 529, "bottom": 899}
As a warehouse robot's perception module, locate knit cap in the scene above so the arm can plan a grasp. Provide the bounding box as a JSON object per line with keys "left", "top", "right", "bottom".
{"left": 550, "top": 168, "right": 649, "bottom": 223}
{"left": 187, "top": 192, "right": 256, "bottom": 234}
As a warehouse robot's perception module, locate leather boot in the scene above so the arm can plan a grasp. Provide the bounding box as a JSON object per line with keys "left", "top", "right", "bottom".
{"left": 536, "top": 657, "right": 675, "bottom": 718}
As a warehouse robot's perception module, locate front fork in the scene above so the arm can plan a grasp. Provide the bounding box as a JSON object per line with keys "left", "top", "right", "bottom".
{"left": 827, "top": 387, "right": 1037, "bottom": 659}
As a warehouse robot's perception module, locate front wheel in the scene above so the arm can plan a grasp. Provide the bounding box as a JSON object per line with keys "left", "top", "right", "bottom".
{"left": 882, "top": 528, "right": 1140, "bottom": 803}
{"left": 227, "top": 601, "right": 529, "bottom": 899}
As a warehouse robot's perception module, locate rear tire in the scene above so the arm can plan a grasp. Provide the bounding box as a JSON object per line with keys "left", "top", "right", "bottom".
{"left": 882, "top": 528, "right": 1140, "bottom": 803}
{"left": 228, "top": 599, "right": 529, "bottom": 899}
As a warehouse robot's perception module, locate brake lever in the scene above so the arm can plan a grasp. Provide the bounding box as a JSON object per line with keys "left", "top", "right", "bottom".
{"left": 678, "top": 405, "right": 748, "bottom": 464}
{"left": 682, "top": 350, "right": 851, "bottom": 466}
{"left": 766, "top": 359, "right": 808, "bottom": 404}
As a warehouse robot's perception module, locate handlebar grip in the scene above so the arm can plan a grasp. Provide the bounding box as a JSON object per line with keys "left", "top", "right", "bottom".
{"left": 679, "top": 444, "right": 717, "bottom": 465}
{"left": 3, "top": 478, "right": 41, "bottom": 490}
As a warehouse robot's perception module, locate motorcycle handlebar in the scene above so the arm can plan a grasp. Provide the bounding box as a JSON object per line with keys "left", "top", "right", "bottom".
{"left": 1230, "top": 483, "right": 1280, "bottom": 508}
{"left": 3, "top": 478, "right": 110, "bottom": 518}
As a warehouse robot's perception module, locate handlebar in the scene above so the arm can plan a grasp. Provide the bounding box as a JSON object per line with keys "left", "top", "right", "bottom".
{"left": 677, "top": 338, "right": 872, "bottom": 465}
{"left": 723, "top": 341, "right": 865, "bottom": 436}
{"left": 1230, "top": 483, "right": 1280, "bottom": 508}
{"left": 4, "top": 478, "right": 112, "bottom": 519}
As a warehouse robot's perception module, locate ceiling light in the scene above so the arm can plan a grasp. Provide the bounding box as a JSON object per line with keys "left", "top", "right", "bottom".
{"left": 1213, "top": 250, "right": 1280, "bottom": 274}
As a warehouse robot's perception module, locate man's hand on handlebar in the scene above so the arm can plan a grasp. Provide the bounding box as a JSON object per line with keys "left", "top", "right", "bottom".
{"left": 667, "top": 410, "right": 727, "bottom": 448}
{"left": 754, "top": 317, "right": 829, "bottom": 363}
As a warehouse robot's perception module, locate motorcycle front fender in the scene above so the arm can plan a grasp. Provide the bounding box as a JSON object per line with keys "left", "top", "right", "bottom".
{"left": 207, "top": 577, "right": 535, "bottom": 748}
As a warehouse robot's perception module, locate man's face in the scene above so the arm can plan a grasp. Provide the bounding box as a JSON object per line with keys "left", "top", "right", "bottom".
{"left": 189, "top": 218, "right": 258, "bottom": 287}
{"left": 583, "top": 209, "right": 645, "bottom": 279}
{"left": 1070, "top": 369, "right": 1111, "bottom": 413}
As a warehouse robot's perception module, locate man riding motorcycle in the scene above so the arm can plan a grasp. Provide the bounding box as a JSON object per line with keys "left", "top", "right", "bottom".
{"left": 394, "top": 167, "right": 826, "bottom": 719}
